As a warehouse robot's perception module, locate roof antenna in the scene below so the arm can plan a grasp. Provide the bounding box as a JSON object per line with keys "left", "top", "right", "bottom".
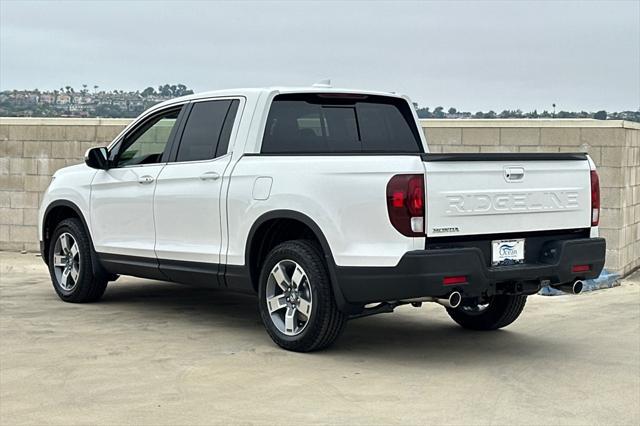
{"left": 312, "top": 79, "right": 332, "bottom": 88}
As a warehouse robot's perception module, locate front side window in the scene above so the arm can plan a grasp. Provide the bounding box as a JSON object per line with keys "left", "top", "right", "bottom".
{"left": 175, "top": 99, "right": 239, "bottom": 162}
{"left": 261, "top": 94, "right": 422, "bottom": 154}
{"left": 115, "top": 108, "right": 181, "bottom": 167}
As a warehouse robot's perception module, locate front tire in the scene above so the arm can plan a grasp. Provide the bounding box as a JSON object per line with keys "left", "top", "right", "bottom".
{"left": 258, "top": 240, "right": 347, "bottom": 352}
{"left": 48, "top": 218, "right": 107, "bottom": 303}
{"left": 446, "top": 295, "right": 527, "bottom": 330}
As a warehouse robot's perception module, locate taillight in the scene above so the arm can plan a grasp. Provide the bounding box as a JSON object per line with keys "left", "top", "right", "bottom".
{"left": 590, "top": 170, "right": 600, "bottom": 226}
{"left": 386, "top": 174, "right": 425, "bottom": 237}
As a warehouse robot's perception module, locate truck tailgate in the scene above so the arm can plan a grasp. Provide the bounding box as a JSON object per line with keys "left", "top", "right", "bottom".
{"left": 422, "top": 153, "right": 592, "bottom": 237}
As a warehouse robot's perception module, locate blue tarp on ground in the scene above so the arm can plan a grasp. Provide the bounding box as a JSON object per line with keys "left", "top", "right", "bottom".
{"left": 539, "top": 268, "right": 621, "bottom": 296}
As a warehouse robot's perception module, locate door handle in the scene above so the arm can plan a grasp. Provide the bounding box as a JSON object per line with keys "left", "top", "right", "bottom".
{"left": 138, "top": 175, "right": 155, "bottom": 184}
{"left": 200, "top": 171, "right": 220, "bottom": 181}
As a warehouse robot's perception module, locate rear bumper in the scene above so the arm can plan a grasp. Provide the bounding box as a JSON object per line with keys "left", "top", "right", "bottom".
{"left": 335, "top": 237, "right": 606, "bottom": 304}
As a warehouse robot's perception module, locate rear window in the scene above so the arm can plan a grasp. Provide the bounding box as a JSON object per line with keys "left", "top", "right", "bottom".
{"left": 261, "top": 94, "right": 423, "bottom": 154}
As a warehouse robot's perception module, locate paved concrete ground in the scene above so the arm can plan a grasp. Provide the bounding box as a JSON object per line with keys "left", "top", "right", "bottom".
{"left": 1, "top": 252, "right": 638, "bottom": 426}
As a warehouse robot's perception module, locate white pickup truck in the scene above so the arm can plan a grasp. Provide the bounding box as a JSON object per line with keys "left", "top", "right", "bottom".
{"left": 38, "top": 86, "right": 606, "bottom": 351}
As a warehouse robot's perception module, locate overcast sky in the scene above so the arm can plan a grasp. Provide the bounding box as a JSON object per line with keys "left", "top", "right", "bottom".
{"left": 1, "top": 0, "right": 638, "bottom": 112}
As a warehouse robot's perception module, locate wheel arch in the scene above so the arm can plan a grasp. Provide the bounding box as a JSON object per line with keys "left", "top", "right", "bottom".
{"left": 244, "top": 210, "right": 354, "bottom": 312}
{"left": 42, "top": 200, "right": 92, "bottom": 265}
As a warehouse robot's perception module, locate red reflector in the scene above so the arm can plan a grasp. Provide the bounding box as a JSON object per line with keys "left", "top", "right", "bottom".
{"left": 572, "top": 264, "right": 590, "bottom": 273}
{"left": 443, "top": 276, "right": 467, "bottom": 285}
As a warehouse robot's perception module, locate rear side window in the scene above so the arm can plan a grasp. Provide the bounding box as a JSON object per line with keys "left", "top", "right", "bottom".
{"left": 261, "top": 94, "right": 422, "bottom": 154}
{"left": 175, "top": 99, "right": 239, "bottom": 162}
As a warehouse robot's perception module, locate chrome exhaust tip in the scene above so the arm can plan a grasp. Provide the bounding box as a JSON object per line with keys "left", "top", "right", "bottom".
{"left": 551, "top": 280, "right": 584, "bottom": 294}
{"left": 447, "top": 291, "right": 462, "bottom": 308}
{"left": 572, "top": 280, "right": 584, "bottom": 294}
{"left": 433, "top": 291, "right": 462, "bottom": 309}
{"left": 400, "top": 291, "right": 463, "bottom": 309}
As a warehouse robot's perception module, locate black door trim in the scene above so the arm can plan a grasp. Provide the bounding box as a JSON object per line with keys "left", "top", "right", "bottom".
{"left": 96, "top": 252, "right": 234, "bottom": 288}
{"left": 97, "top": 252, "right": 167, "bottom": 281}
{"left": 159, "top": 257, "right": 222, "bottom": 287}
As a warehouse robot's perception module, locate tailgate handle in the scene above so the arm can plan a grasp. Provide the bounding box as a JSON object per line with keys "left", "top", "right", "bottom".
{"left": 504, "top": 167, "right": 525, "bottom": 182}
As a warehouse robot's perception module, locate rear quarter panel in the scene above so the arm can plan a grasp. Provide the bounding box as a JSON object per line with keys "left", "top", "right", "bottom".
{"left": 225, "top": 155, "right": 426, "bottom": 267}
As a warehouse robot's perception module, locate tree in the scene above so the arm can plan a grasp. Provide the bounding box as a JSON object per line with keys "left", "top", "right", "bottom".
{"left": 433, "top": 106, "right": 445, "bottom": 118}
{"left": 141, "top": 87, "right": 155, "bottom": 97}
{"left": 158, "top": 84, "right": 172, "bottom": 96}
{"left": 415, "top": 107, "right": 431, "bottom": 118}
{"left": 594, "top": 110, "right": 607, "bottom": 120}
{"left": 175, "top": 84, "right": 193, "bottom": 96}
{"left": 448, "top": 107, "right": 457, "bottom": 115}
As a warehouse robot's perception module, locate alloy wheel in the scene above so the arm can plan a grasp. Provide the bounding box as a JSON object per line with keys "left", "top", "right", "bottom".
{"left": 265, "top": 260, "right": 313, "bottom": 336}
{"left": 52, "top": 232, "right": 81, "bottom": 291}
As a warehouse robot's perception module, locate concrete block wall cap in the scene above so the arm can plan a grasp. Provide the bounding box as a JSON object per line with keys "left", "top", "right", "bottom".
{"left": 1, "top": 117, "right": 638, "bottom": 129}
{"left": 420, "top": 119, "right": 640, "bottom": 129}
{"left": 0, "top": 117, "right": 133, "bottom": 126}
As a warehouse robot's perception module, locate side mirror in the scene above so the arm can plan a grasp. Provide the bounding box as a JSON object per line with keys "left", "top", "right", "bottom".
{"left": 85, "top": 147, "right": 109, "bottom": 170}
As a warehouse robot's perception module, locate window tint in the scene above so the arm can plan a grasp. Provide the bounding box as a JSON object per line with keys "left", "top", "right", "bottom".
{"left": 116, "top": 108, "right": 180, "bottom": 167}
{"left": 261, "top": 94, "right": 422, "bottom": 154}
{"left": 215, "top": 100, "right": 239, "bottom": 158}
{"left": 175, "top": 99, "right": 238, "bottom": 162}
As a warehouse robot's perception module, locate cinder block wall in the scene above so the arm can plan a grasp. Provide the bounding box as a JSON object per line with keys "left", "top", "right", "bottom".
{"left": 422, "top": 119, "right": 640, "bottom": 276}
{"left": 1, "top": 118, "right": 638, "bottom": 276}
{"left": 0, "top": 118, "right": 129, "bottom": 251}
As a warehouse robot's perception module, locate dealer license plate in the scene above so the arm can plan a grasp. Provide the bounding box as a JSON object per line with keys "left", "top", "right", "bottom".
{"left": 491, "top": 239, "right": 525, "bottom": 266}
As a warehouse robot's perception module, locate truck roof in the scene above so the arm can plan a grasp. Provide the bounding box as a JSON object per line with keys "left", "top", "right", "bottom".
{"left": 151, "top": 86, "right": 405, "bottom": 111}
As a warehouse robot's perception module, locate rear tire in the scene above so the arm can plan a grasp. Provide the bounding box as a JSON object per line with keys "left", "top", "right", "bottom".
{"left": 258, "top": 240, "right": 347, "bottom": 352}
{"left": 47, "top": 218, "right": 108, "bottom": 303}
{"left": 446, "top": 295, "right": 527, "bottom": 330}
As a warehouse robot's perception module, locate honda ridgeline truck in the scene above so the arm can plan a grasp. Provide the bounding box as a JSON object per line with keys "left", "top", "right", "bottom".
{"left": 38, "top": 86, "right": 606, "bottom": 351}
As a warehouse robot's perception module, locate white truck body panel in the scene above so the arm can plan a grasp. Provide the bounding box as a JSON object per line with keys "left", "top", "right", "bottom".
{"left": 225, "top": 155, "right": 426, "bottom": 267}
{"left": 424, "top": 159, "right": 592, "bottom": 238}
